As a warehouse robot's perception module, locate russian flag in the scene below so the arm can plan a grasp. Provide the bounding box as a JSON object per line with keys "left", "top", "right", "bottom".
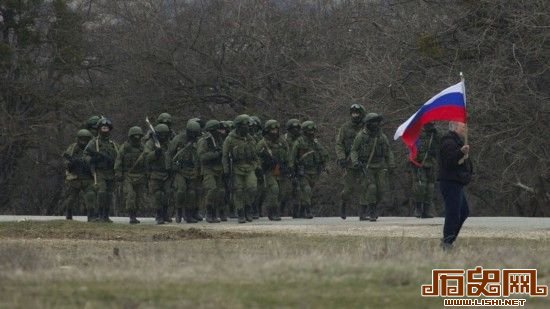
{"left": 393, "top": 81, "right": 467, "bottom": 166}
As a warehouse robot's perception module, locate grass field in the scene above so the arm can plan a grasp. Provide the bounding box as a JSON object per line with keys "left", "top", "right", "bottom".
{"left": 0, "top": 220, "right": 549, "bottom": 308}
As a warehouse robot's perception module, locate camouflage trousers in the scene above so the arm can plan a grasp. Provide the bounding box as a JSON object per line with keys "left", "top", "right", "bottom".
{"left": 173, "top": 173, "right": 200, "bottom": 211}
{"left": 149, "top": 176, "right": 172, "bottom": 212}
{"left": 263, "top": 173, "right": 292, "bottom": 212}
{"left": 61, "top": 178, "right": 96, "bottom": 213}
{"left": 341, "top": 168, "right": 363, "bottom": 204}
{"left": 202, "top": 169, "right": 225, "bottom": 210}
{"left": 123, "top": 175, "right": 147, "bottom": 213}
{"left": 361, "top": 168, "right": 388, "bottom": 205}
{"left": 411, "top": 165, "right": 436, "bottom": 204}
{"left": 298, "top": 173, "right": 319, "bottom": 206}
{"left": 95, "top": 172, "right": 115, "bottom": 212}
{"left": 232, "top": 171, "right": 257, "bottom": 211}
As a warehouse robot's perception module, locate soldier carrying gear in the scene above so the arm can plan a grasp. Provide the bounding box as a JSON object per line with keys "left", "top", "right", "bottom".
{"left": 350, "top": 113, "right": 395, "bottom": 221}
{"left": 283, "top": 118, "right": 302, "bottom": 217}
{"left": 411, "top": 122, "right": 439, "bottom": 218}
{"left": 223, "top": 114, "right": 259, "bottom": 223}
{"left": 250, "top": 116, "right": 264, "bottom": 218}
{"left": 145, "top": 123, "right": 172, "bottom": 224}
{"left": 289, "top": 120, "right": 329, "bottom": 219}
{"left": 335, "top": 103, "right": 366, "bottom": 220}
{"left": 114, "top": 126, "right": 146, "bottom": 224}
{"left": 198, "top": 119, "right": 227, "bottom": 223}
{"left": 257, "top": 120, "right": 292, "bottom": 221}
{"left": 61, "top": 129, "right": 96, "bottom": 221}
{"left": 169, "top": 120, "right": 202, "bottom": 223}
{"left": 85, "top": 117, "right": 118, "bottom": 223}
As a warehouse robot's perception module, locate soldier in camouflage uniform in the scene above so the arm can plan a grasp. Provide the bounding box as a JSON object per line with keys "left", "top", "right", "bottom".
{"left": 157, "top": 112, "right": 177, "bottom": 139}
{"left": 221, "top": 120, "right": 236, "bottom": 218}
{"left": 289, "top": 121, "right": 329, "bottom": 219}
{"left": 283, "top": 118, "right": 302, "bottom": 217}
{"left": 222, "top": 114, "right": 259, "bottom": 223}
{"left": 85, "top": 118, "right": 119, "bottom": 223}
{"left": 411, "top": 122, "right": 439, "bottom": 218}
{"left": 114, "top": 126, "right": 147, "bottom": 224}
{"left": 350, "top": 113, "right": 395, "bottom": 221}
{"left": 61, "top": 129, "right": 96, "bottom": 221}
{"left": 250, "top": 115, "right": 264, "bottom": 218}
{"left": 169, "top": 120, "right": 202, "bottom": 223}
{"left": 335, "top": 104, "right": 366, "bottom": 219}
{"left": 145, "top": 124, "right": 172, "bottom": 224}
{"left": 257, "top": 120, "right": 292, "bottom": 221}
{"left": 197, "top": 120, "right": 227, "bottom": 223}
{"left": 85, "top": 115, "right": 100, "bottom": 137}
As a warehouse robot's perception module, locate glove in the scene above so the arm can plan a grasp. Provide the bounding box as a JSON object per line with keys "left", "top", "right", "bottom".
{"left": 337, "top": 159, "right": 347, "bottom": 168}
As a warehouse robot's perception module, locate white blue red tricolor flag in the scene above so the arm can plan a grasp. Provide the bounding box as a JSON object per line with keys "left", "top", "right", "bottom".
{"left": 393, "top": 81, "right": 467, "bottom": 166}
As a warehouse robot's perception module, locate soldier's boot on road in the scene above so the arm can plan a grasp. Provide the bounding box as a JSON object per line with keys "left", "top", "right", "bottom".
{"left": 340, "top": 201, "right": 347, "bottom": 220}
{"left": 175, "top": 208, "right": 183, "bottom": 223}
{"left": 155, "top": 209, "right": 165, "bottom": 225}
{"left": 252, "top": 204, "right": 260, "bottom": 220}
{"left": 192, "top": 208, "right": 203, "bottom": 222}
{"left": 206, "top": 205, "right": 220, "bottom": 223}
{"left": 421, "top": 203, "right": 434, "bottom": 218}
{"left": 102, "top": 207, "right": 113, "bottom": 223}
{"left": 184, "top": 208, "right": 198, "bottom": 223}
{"left": 129, "top": 211, "right": 140, "bottom": 224}
{"left": 368, "top": 203, "right": 378, "bottom": 222}
{"left": 219, "top": 207, "right": 228, "bottom": 222}
{"left": 65, "top": 207, "right": 73, "bottom": 220}
{"left": 163, "top": 206, "right": 172, "bottom": 223}
{"left": 414, "top": 202, "right": 423, "bottom": 218}
{"left": 87, "top": 209, "right": 97, "bottom": 222}
{"left": 299, "top": 204, "right": 306, "bottom": 218}
{"left": 238, "top": 208, "right": 246, "bottom": 224}
{"left": 271, "top": 207, "right": 281, "bottom": 221}
{"left": 244, "top": 205, "right": 253, "bottom": 222}
{"left": 292, "top": 203, "right": 300, "bottom": 219}
{"left": 304, "top": 204, "right": 313, "bottom": 219}
{"left": 229, "top": 203, "right": 237, "bottom": 218}
{"left": 359, "top": 204, "right": 368, "bottom": 221}
{"left": 267, "top": 207, "right": 273, "bottom": 221}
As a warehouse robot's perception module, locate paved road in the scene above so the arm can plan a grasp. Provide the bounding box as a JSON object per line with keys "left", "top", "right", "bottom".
{"left": 1, "top": 216, "right": 549, "bottom": 239}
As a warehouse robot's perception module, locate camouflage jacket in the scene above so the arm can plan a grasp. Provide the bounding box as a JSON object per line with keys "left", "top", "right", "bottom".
{"left": 414, "top": 129, "right": 439, "bottom": 168}
{"left": 222, "top": 130, "right": 259, "bottom": 175}
{"left": 114, "top": 142, "right": 146, "bottom": 179}
{"left": 257, "top": 136, "right": 290, "bottom": 177}
{"left": 350, "top": 129, "right": 395, "bottom": 169}
{"left": 63, "top": 143, "right": 92, "bottom": 180}
{"left": 145, "top": 139, "right": 171, "bottom": 180}
{"left": 85, "top": 136, "right": 119, "bottom": 178}
{"left": 197, "top": 132, "right": 224, "bottom": 174}
{"left": 335, "top": 120, "right": 363, "bottom": 161}
{"left": 168, "top": 133, "right": 200, "bottom": 177}
{"left": 289, "top": 136, "right": 329, "bottom": 175}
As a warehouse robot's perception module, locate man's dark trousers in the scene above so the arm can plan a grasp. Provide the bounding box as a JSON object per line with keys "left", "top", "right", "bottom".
{"left": 440, "top": 180, "right": 469, "bottom": 245}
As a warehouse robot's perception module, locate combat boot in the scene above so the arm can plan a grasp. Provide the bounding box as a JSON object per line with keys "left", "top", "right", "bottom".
{"left": 102, "top": 207, "right": 113, "bottom": 223}
{"left": 163, "top": 206, "right": 173, "bottom": 223}
{"left": 414, "top": 202, "right": 423, "bottom": 218}
{"left": 87, "top": 209, "right": 97, "bottom": 222}
{"left": 184, "top": 209, "right": 198, "bottom": 223}
{"left": 368, "top": 203, "right": 378, "bottom": 222}
{"left": 175, "top": 208, "right": 183, "bottom": 223}
{"left": 359, "top": 204, "right": 368, "bottom": 221}
{"left": 155, "top": 209, "right": 165, "bottom": 225}
{"left": 304, "top": 204, "right": 313, "bottom": 219}
{"left": 192, "top": 209, "right": 203, "bottom": 222}
{"left": 129, "top": 211, "right": 140, "bottom": 224}
{"left": 421, "top": 203, "right": 434, "bottom": 218}
{"left": 340, "top": 201, "right": 347, "bottom": 220}
{"left": 219, "top": 207, "right": 228, "bottom": 222}
{"left": 206, "top": 205, "right": 220, "bottom": 223}
{"left": 245, "top": 205, "right": 253, "bottom": 222}
{"left": 267, "top": 207, "right": 274, "bottom": 221}
{"left": 252, "top": 204, "right": 260, "bottom": 220}
{"left": 65, "top": 207, "right": 73, "bottom": 220}
{"left": 271, "top": 207, "right": 281, "bottom": 221}
{"left": 299, "top": 204, "right": 306, "bottom": 218}
{"left": 292, "top": 203, "right": 300, "bottom": 219}
{"left": 238, "top": 208, "right": 246, "bottom": 224}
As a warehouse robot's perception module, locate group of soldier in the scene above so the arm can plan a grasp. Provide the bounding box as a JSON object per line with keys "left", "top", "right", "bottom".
{"left": 61, "top": 104, "right": 439, "bottom": 224}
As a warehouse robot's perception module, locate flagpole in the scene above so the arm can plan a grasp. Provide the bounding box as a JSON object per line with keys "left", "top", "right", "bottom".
{"left": 459, "top": 72, "right": 468, "bottom": 164}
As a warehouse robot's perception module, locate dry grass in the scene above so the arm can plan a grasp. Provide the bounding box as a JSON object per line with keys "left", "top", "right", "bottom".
{"left": 0, "top": 221, "right": 549, "bottom": 308}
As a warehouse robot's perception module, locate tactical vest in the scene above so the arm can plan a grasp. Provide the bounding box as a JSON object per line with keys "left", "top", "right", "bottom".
{"left": 357, "top": 131, "right": 389, "bottom": 165}
{"left": 119, "top": 143, "right": 145, "bottom": 174}
{"left": 295, "top": 137, "right": 326, "bottom": 170}
{"left": 64, "top": 143, "right": 92, "bottom": 180}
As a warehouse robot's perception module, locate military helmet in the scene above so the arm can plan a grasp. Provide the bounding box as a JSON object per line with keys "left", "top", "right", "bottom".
{"left": 77, "top": 129, "right": 93, "bottom": 138}
{"left": 186, "top": 120, "right": 201, "bottom": 132}
{"left": 364, "top": 113, "right": 382, "bottom": 123}
{"left": 96, "top": 117, "right": 113, "bottom": 129}
{"left": 250, "top": 116, "right": 262, "bottom": 128}
{"left": 234, "top": 114, "right": 251, "bottom": 127}
{"left": 286, "top": 118, "right": 301, "bottom": 130}
{"left": 350, "top": 103, "right": 365, "bottom": 114}
{"left": 204, "top": 120, "right": 220, "bottom": 132}
{"left": 128, "top": 126, "right": 144, "bottom": 137}
{"left": 86, "top": 116, "right": 101, "bottom": 129}
{"left": 264, "top": 119, "right": 279, "bottom": 130}
{"left": 222, "top": 120, "right": 234, "bottom": 130}
{"left": 301, "top": 120, "right": 316, "bottom": 131}
{"left": 157, "top": 113, "right": 172, "bottom": 125}
{"left": 154, "top": 123, "right": 170, "bottom": 133}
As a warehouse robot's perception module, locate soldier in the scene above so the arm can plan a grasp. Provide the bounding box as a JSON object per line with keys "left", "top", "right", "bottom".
{"left": 61, "top": 129, "right": 96, "bottom": 221}
{"left": 85, "top": 118, "right": 119, "bottom": 223}
{"left": 221, "top": 120, "right": 236, "bottom": 218}
{"left": 145, "top": 124, "right": 172, "bottom": 224}
{"left": 169, "top": 120, "right": 202, "bottom": 223}
{"left": 85, "top": 115, "right": 100, "bottom": 137}
{"left": 350, "top": 113, "right": 395, "bottom": 221}
{"left": 283, "top": 118, "right": 301, "bottom": 217}
{"left": 197, "top": 120, "right": 227, "bottom": 223}
{"left": 222, "top": 114, "right": 259, "bottom": 223}
{"left": 114, "top": 126, "right": 147, "bottom": 224}
{"left": 157, "top": 112, "right": 177, "bottom": 139}
{"left": 411, "top": 122, "right": 439, "bottom": 218}
{"left": 250, "top": 115, "right": 264, "bottom": 218}
{"left": 335, "top": 104, "right": 366, "bottom": 219}
{"left": 289, "top": 120, "right": 329, "bottom": 219}
{"left": 257, "top": 120, "right": 291, "bottom": 221}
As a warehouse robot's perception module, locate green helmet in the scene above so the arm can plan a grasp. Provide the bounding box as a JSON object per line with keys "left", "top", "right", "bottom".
{"left": 264, "top": 119, "right": 279, "bottom": 130}
{"left": 286, "top": 118, "right": 300, "bottom": 130}
{"left": 364, "top": 113, "right": 382, "bottom": 123}
{"left": 204, "top": 119, "right": 220, "bottom": 132}
{"left": 77, "top": 129, "right": 93, "bottom": 138}
{"left": 350, "top": 103, "right": 365, "bottom": 114}
{"left": 86, "top": 116, "right": 101, "bottom": 129}
{"left": 154, "top": 123, "right": 170, "bottom": 133}
{"left": 301, "top": 120, "right": 316, "bottom": 131}
{"left": 234, "top": 114, "right": 251, "bottom": 127}
{"left": 251, "top": 116, "right": 262, "bottom": 128}
{"left": 157, "top": 113, "right": 172, "bottom": 125}
{"left": 128, "top": 126, "right": 144, "bottom": 137}
{"left": 186, "top": 120, "right": 202, "bottom": 132}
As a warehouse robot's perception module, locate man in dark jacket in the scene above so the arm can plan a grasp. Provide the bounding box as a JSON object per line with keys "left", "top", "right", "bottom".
{"left": 438, "top": 121, "right": 473, "bottom": 250}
